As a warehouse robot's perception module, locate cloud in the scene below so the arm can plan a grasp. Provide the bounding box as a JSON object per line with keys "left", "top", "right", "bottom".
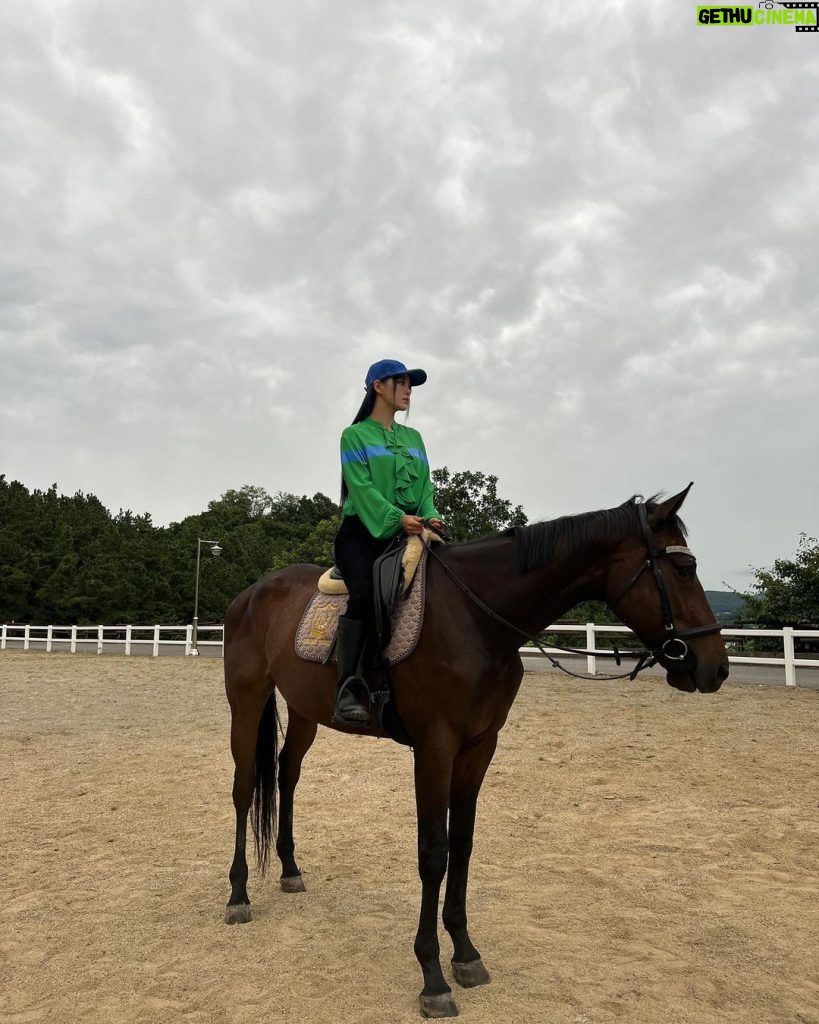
{"left": 1, "top": 0, "right": 817, "bottom": 591}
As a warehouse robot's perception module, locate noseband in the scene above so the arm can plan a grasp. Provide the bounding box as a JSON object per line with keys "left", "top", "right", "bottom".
{"left": 607, "top": 503, "right": 722, "bottom": 669}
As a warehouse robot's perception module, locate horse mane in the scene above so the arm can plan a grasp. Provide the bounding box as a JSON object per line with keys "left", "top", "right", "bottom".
{"left": 510, "top": 494, "right": 688, "bottom": 574}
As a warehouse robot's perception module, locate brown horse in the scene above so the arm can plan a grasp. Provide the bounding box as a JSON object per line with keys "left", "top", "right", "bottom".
{"left": 223, "top": 486, "right": 728, "bottom": 1018}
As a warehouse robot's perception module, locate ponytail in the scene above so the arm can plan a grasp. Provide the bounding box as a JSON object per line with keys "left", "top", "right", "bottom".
{"left": 352, "top": 385, "right": 377, "bottom": 425}
{"left": 339, "top": 385, "right": 378, "bottom": 506}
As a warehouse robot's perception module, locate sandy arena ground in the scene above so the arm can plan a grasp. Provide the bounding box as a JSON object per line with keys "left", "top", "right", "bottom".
{"left": 0, "top": 651, "right": 817, "bottom": 1024}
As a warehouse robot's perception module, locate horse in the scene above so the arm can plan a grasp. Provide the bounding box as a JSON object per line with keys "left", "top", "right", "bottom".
{"left": 222, "top": 485, "right": 728, "bottom": 1018}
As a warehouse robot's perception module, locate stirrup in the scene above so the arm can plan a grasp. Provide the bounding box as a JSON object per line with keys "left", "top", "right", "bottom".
{"left": 332, "top": 677, "right": 371, "bottom": 726}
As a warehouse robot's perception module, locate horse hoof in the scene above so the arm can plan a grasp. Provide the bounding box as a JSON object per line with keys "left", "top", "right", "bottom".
{"left": 419, "top": 992, "right": 459, "bottom": 1018}
{"left": 280, "top": 874, "right": 306, "bottom": 893}
{"left": 452, "top": 958, "right": 491, "bottom": 988}
{"left": 224, "top": 903, "right": 252, "bottom": 925}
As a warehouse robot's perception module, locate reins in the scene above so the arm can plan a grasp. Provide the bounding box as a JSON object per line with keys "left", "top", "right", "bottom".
{"left": 424, "top": 540, "right": 651, "bottom": 681}
{"left": 423, "top": 506, "right": 722, "bottom": 683}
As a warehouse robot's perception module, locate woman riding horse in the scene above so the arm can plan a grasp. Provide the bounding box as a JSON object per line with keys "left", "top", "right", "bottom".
{"left": 333, "top": 358, "right": 445, "bottom": 725}
{"left": 223, "top": 480, "right": 729, "bottom": 1017}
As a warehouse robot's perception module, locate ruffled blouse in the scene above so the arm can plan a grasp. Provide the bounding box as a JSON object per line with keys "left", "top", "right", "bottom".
{"left": 339, "top": 418, "right": 441, "bottom": 539}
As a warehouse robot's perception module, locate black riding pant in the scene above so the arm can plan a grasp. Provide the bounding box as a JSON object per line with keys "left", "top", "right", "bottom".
{"left": 333, "top": 515, "right": 393, "bottom": 625}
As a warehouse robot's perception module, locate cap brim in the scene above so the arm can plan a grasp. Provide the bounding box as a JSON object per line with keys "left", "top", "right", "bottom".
{"left": 406, "top": 368, "right": 427, "bottom": 386}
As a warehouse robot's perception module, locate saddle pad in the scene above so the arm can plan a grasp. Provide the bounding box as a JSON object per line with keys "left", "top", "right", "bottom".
{"left": 296, "top": 547, "right": 428, "bottom": 666}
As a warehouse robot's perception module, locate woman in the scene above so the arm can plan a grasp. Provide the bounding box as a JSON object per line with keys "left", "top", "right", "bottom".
{"left": 333, "top": 358, "right": 444, "bottom": 725}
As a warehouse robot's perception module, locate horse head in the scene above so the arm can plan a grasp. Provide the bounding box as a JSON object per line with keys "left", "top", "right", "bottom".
{"left": 603, "top": 485, "right": 729, "bottom": 694}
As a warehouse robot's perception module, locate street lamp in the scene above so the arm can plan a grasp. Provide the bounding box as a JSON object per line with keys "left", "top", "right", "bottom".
{"left": 190, "top": 538, "right": 222, "bottom": 656}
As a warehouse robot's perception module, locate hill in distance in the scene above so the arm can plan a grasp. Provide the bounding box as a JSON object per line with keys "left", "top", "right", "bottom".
{"left": 705, "top": 590, "right": 748, "bottom": 621}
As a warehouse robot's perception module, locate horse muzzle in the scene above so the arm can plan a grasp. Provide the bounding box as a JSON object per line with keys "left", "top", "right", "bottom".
{"left": 661, "top": 640, "right": 729, "bottom": 693}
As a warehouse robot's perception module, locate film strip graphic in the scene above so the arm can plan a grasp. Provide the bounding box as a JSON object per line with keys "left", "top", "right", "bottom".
{"left": 772, "top": 2, "right": 819, "bottom": 31}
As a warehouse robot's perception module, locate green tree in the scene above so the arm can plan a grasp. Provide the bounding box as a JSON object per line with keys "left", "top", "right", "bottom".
{"left": 744, "top": 534, "right": 819, "bottom": 625}
{"left": 559, "top": 599, "right": 619, "bottom": 625}
{"left": 268, "top": 515, "right": 341, "bottom": 572}
{"left": 431, "top": 468, "right": 528, "bottom": 541}
{"left": 164, "top": 488, "right": 342, "bottom": 622}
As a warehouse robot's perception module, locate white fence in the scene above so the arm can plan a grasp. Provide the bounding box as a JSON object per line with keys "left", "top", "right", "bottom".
{"left": 521, "top": 623, "right": 819, "bottom": 688}
{"left": 0, "top": 623, "right": 224, "bottom": 657}
{"left": 2, "top": 621, "right": 818, "bottom": 687}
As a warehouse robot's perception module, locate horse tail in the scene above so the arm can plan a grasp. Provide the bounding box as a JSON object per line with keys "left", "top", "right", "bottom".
{"left": 250, "top": 690, "right": 280, "bottom": 876}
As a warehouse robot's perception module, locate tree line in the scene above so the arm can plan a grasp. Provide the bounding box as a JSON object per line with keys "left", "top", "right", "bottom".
{"left": 0, "top": 470, "right": 528, "bottom": 626}
{"left": 1, "top": 473, "right": 815, "bottom": 627}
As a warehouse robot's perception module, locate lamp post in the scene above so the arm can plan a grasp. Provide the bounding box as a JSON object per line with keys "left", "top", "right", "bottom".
{"left": 191, "top": 538, "right": 222, "bottom": 656}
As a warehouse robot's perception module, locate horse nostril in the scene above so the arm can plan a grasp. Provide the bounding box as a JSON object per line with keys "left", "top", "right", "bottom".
{"left": 718, "top": 662, "right": 729, "bottom": 682}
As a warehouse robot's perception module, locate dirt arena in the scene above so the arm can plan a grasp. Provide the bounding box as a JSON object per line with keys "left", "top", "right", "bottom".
{"left": 1, "top": 652, "right": 817, "bottom": 1024}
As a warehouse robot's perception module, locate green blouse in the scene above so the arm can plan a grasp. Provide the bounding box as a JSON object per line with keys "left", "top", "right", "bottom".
{"left": 340, "top": 418, "right": 441, "bottom": 539}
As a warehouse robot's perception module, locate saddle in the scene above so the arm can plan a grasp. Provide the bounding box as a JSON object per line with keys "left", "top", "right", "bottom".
{"left": 317, "top": 530, "right": 432, "bottom": 597}
{"left": 296, "top": 531, "right": 441, "bottom": 664}
{"left": 295, "top": 529, "right": 445, "bottom": 745}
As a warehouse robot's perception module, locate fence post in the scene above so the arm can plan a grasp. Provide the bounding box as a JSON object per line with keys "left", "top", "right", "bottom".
{"left": 185, "top": 625, "right": 193, "bottom": 656}
{"left": 153, "top": 625, "right": 160, "bottom": 658}
{"left": 70, "top": 625, "right": 77, "bottom": 653}
{"left": 24, "top": 624, "right": 30, "bottom": 651}
{"left": 46, "top": 625, "right": 53, "bottom": 653}
{"left": 125, "top": 624, "right": 132, "bottom": 656}
{"left": 1, "top": 624, "right": 6, "bottom": 650}
{"left": 586, "top": 623, "right": 596, "bottom": 676}
{"left": 97, "top": 625, "right": 104, "bottom": 655}
{"left": 783, "top": 627, "right": 796, "bottom": 687}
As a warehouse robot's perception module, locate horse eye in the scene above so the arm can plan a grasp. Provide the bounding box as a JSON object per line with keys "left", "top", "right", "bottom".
{"left": 673, "top": 559, "right": 697, "bottom": 579}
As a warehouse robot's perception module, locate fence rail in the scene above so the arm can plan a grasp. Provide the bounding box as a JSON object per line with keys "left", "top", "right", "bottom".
{"left": 0, "top": 623, "right": 224, "bottom": 657}
{"left": 522, "top": 623, "right": 819, "bottom": 688}
{"left": 2, "top": 622, "right": 818, "bottom": 687}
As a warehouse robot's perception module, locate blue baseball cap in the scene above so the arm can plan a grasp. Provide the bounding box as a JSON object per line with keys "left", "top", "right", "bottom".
{"left": 364, "top": 359, "right": 427, "bottom": 390}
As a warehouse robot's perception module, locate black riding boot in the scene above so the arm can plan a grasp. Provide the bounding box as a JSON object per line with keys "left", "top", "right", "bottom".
{"left": 332, "top": 615, "right": 370, "bottom": 725}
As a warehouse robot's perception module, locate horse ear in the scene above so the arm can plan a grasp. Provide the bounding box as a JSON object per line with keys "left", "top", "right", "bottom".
{"left": 650, "top": 482, "right": 693, "bottom": 525}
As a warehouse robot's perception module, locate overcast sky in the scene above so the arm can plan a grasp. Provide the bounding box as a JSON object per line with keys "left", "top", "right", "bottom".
{"left": 1, "top": 0, "right": 817, "bottom": 592}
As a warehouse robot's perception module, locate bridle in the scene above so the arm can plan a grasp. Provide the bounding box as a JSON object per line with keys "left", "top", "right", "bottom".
{"left": 424, "top": 503, "right": 722, "bottom": 682}
{"left": 606, "top": 502, "right": 723, "bottom": 672}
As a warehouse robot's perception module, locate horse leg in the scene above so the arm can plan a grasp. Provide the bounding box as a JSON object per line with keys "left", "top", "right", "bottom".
{"left": 443, "top": 733, "right": 498, "bottom": 988}
{"left": 225, "top": 685, "right": 272, "bottom": 925}
{"left": 276, "top": 707, "right": 317, "bottom": 893}
{"left": 413, "top": 745, "right": 459, "bottom": 1019}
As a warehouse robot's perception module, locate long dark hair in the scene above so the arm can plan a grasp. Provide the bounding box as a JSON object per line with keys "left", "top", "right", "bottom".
{"left": 339, "top": 384, "right": 378, "bottom": 506}
{"left": 352, "top": 384, "right": 378, "bottom": 426}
